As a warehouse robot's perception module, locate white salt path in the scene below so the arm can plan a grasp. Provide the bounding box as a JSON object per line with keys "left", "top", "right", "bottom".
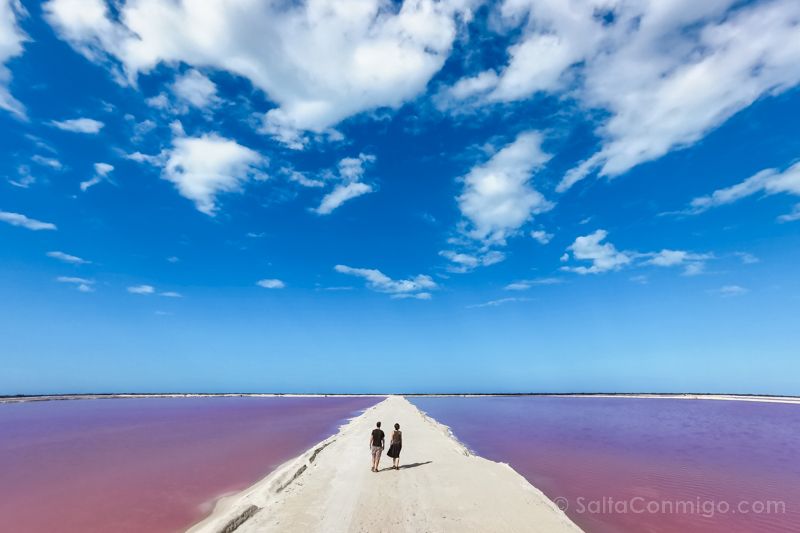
{"left": 189, "top": 396, "right": 582, "bottom": 533}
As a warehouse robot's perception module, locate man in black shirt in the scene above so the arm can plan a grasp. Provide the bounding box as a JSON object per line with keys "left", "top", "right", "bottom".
{"left": 369, "top": 421, "right": 385, "bottom": 472}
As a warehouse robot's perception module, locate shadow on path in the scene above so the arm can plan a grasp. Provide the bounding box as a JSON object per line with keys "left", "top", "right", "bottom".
{"left": 377, "top": 461, "right": 432, "bottom": 472}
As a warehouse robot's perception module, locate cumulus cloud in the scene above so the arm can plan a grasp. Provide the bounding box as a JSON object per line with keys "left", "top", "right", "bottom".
{"left": 561, "top": 229, "right": 632, "bottom": 274}
{"left": 562, "top": 229, "right": 713, "bottom": 276}
{"left": 257, "top": 279, "right": 285, "bottom": 289}
{"left": 47, "top": 251, "right": 89, "bottom": 264}
{"left": 171, "top": 69, "right": 218, "bottom": 109}
{"left": 530, "top": 230, "right": 553, "bottom": 245}
{"left": 80, "top": 162, "right": 114, "bottom": 191}
{"left": 0, "top": 0, "right": 27, "bottom": 117}
{"left": 56, "top": 276, "right": 94, "bottom": 292}
{"left": 136, "top": 134, "right": 267, "bottom": 215}
{"left": 458, "top": 131, "right": 552, "bottom": 244}
{"left": 43, "top": 0, "right": 471, "bottom": 144}
{"left": 314, "top": 154, "right": 376, "bottom": 215}
{"left": 334, "top": 264, "right": 436, "bottom": 299}
{"left": 0, "top": 210, "right": 57, "bottom": 230}
{"left": 50, "top": 117, "right": 104, "bottom": 133}
{"left": 684, "top": 161, "right": 800, "bottom": 221}
{"left": 436, "top": 0, "right": 800, "bottom": 189}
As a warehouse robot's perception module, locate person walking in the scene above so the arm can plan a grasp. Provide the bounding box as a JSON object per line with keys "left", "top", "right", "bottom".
{"left": 369, "top": 421, "right": 385, "bottom": 472}
{"left": 386, "top": 423, "right": 402, "bottom": 470}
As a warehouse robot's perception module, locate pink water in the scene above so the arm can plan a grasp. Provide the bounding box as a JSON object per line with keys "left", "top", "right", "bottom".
{"left": 411, "top": 397, "right": 800, "bottom": 533}
{"left": 0, "top": 396, "right": 379, "bottom": 533}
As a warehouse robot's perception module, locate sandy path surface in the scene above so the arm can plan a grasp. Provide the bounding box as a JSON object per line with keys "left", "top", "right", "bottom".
{"left": 189, "top": 396, "right": 581, "bottom": 533}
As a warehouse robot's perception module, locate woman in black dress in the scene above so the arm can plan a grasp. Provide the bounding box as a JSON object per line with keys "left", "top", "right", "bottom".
{"left": 386, "top": 423, "right": 402, "bottom": 470}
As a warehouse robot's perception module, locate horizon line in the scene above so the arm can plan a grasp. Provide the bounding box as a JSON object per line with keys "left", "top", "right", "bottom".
{"left": 3, "top": 391, "right": 800, "bottom": 400}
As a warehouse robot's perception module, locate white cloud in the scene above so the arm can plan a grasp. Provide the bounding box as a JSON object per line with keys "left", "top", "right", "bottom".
{"left": 95, "top": 162, "right": 113, "bottom": 175}
{"left": 80, "top": 162, "right": 114, "bottom": 191}
{"left": 56, "top": 276, "right": 94, "bottom": 292}
{"left": 47, "top": 251, "right": 89, "bottom": 264}
{"left": 437, "top": 1, "right": 800, "bottom": 189}
{"left": 315, "top": 182, "right": 373, "bottom": 215}
{"left": 257, "top": 279, "right": 285, "bottom": 289}
{"left": 334, "top": 264, "right": 436, "bottom": 298}
{"left": 128, "top": 284, "right": 155, "bottom": 294}
{"left": 156, "top": 134, "right": 267, "bottom": 215}
{"left": 644, "top": 249, "right": 712, "bottom": 276}
{"left": 0, "top": 210, "right": 57, "bottom": 230}
{"left": 778, "top": 204, "right": 800, "bottom": 223}
{"left": 685, "top": 161, "right": 800, "bottom": 221}
{"left": 314, "top": 153, "right": 376, "bottom": 215}
{"left": 169, "top": 120, "right": 185, "bottom": 137}
{"left": 530, "top": 230, "right": 553, "bottom": 245}
{"left": 458, "top": 131, "right": 552, "bottom": 244}
{"left": 126, "top": 151, "right": 164, "bottom": 165}
{"left": 561, "top": 229, "right": 632, "bottom": 274}
{"left": 392, "top": 292, "right": 433, "bottom": 300}
{"left": 132, "top": 118, "right": 156, "bottom": 141}
{"left": 715, "top": 285, "right": 748, "bottom": 297}
{"left": 439, "top": 249, "right": 505, "bottom": 273}
{"left": 504, "top": 277, "right": 562, "bottom": 291}
{"left": 468, "top": 296, "right": 530, "bottom": 309}
{"left": 574, "top": 0, "right": 800, "bottom": 182}
{"left": 32, "top": 155, "right": 62, "bottom": 169}
{"left": 562, "top": 229, "right": 713, "bottom": 276}
{"left": 0, "top": 0, "right": 26, "bottom": 117}
{"left": 9, "top": 165, "right": 35, "bottom": 188}
{"left": 43, "top": 0, "right": 471, "bottom": 144}
{"left": 734, "top": 252, "right": 760, "bottom": 265}
{"left": 338, "top": 154, "right": 376, "bottom": 182}
{"left": 171, "top": 69, "right": 218, "bottom": 109}
{"left": 146, "top": 93, "right": 169, "bottom": 109}
{"left": 51, "top": 117, "right": 104, "bottom": 133}
{"left": 159, "top": 291, "right": 182, "bottom": 298}
{"left": 438, "top": 70, "right": 499, "bottom": 104}
{"left": 285, "top": 169, "right": 324, "bottom": 188}
{"left": 683, "top": 262, "right": 706, "bottom": 277}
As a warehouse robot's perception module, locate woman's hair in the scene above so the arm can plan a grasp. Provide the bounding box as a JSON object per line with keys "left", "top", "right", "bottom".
{"left": 394, "top": 423, "right": 400, "bottom": 430}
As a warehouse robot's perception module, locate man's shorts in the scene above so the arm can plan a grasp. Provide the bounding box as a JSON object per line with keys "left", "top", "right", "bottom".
{"left": 371, "top": 446, "right": 383, "bottom": 460}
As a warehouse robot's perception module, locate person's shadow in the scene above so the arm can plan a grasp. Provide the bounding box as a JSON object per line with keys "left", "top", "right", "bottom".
{"left": 400, "top": 461, "right": 432, "bottom": 470}
{"left": 380, "top": 461, "right": 432, "bottom": 471}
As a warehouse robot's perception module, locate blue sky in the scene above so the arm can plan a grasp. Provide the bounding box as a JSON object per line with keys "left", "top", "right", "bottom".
{"left": 1, "top": 0, "right": 799, "bottom": 395}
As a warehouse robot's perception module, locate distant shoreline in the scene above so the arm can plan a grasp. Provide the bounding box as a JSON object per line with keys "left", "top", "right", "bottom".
{"left": 3, "top": 392, "right": 799, "bottom": 404}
